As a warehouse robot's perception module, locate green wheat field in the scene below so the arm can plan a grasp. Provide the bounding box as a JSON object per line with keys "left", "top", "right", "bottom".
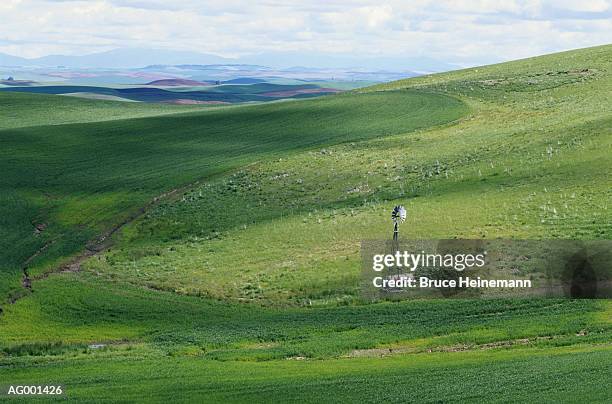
{"left": 1, "top": 45, "right": 611, "bottom": 402}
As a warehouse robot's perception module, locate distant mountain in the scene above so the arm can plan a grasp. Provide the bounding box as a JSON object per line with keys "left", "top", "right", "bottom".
{"left": 0, "top": 53, "right": 30, "bottom": 67}
{"left": 0, "top": 49, "right": 233, "bottom": 68}
{"left": 0, "top": 48, "right": 453, "bottom": 72}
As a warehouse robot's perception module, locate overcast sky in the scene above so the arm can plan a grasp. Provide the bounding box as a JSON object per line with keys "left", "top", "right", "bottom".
{"left": 1, "top": 0, "right": 611, "bottom": 67}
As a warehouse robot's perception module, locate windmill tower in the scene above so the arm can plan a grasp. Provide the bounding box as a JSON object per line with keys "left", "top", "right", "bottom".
{"left": 391, "top": 206, "right": 406, "bottom": 277}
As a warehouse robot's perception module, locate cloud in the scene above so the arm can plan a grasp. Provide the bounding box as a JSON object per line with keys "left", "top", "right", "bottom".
{"left": 1, "top": 0, "right": 611, "bottom": 66}
{"left": 553, "top": 0, "right": 610, "bottom": 13}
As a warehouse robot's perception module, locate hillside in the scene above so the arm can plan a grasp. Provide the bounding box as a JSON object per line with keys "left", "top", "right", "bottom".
{"left": 0, "top": 90, "right": 466, "bottom": 301}
{"left": 0, "top": 45, "right": 611, "bottom": 401}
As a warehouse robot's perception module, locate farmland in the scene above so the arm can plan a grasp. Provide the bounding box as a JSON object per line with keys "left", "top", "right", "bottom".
{"left": 0, "top": 45, "right": 611, "bottom": 402}
{"left": 0, "top": 82, "right": 345, "bottom": 104}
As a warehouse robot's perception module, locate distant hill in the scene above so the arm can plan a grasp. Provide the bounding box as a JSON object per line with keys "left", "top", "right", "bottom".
{"left": 222, "top": 78, "right": 267, "bottom": 84}
{"left": 171, "top": 64, "right": 270, "bottom": 71}
{"left": 145, "top": 79, "right": 213, "bottom": 86}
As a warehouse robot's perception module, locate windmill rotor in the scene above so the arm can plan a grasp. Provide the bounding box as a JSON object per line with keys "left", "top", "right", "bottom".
{"left": 391, "top": 205, "right": 407, "bottom": 224}
{"left": 391, "top": 205, "right": 407, "bottom": 242}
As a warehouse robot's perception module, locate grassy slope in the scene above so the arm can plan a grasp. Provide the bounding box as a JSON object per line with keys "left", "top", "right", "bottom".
{"left": 0, "top": 90, "right": 466, "bottom": 301}
{"left": 0, "top": 45, "right": 611, "bottom": 402}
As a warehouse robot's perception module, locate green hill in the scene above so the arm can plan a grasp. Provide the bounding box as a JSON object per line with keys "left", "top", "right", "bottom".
{"left": 0, "top": 45, "right": 610, "bottom": 402}
{"left": 0, "top": 90, "right": 466, "bottom": 301}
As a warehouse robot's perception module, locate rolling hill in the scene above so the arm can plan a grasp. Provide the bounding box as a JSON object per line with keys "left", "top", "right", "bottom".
{"left": 0, "top": 83, "right": 346, "bottom": 104}
{"left": 0, "top": 45, "right": 611, "bottom": 402}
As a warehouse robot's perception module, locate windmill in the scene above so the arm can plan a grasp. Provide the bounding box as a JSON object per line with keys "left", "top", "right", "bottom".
{"left": 391, "top": 205, "right": 407, "bottom": 241}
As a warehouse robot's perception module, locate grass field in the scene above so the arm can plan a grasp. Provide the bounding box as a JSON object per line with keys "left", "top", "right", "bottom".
{"left": 3, "top": 344, "right": 610, "bottom": 402}
{"left": 0, "top": 45, "right": 611, "bottom": 402}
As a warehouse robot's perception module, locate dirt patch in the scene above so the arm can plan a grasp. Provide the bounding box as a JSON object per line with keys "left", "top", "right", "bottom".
{"left": 347, "top": 336, "right": 565, "bottom": 358}
{"left": 349, "top": 347, "right": 417, "bottom": 357}
{"left": 32, "top": 222, "right": 47, "bottom": 235}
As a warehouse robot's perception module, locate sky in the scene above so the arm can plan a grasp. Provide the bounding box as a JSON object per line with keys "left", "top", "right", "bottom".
{"left": 1, "top": 0, "right": 611, "bottom": 67}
